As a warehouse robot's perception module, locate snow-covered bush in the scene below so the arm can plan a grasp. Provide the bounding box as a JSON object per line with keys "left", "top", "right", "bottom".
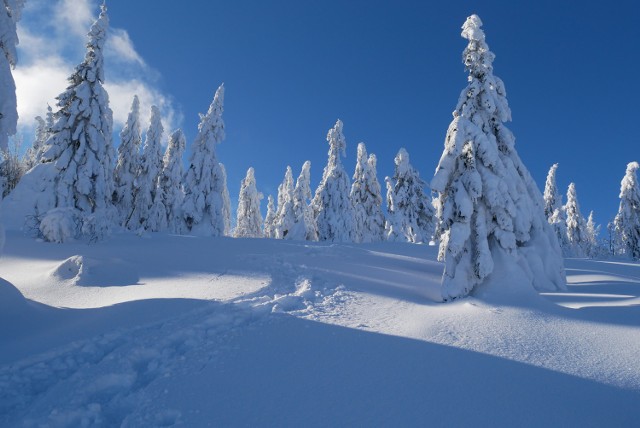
{"left": 385, "top": 148, "right": 433, "bottom": 244}
{"left": 39, "top": 207, "right": 80, "bottom": 244}
{"left": 312, "top": 120, "right": 355, "bottom": 242}
{"left": 351, "top": 143, "right": 385, "bottom": 243}
{"left": 182, "top": 84, "right": 230, "bottom": 236}
{"left": 431, "top": 14, "right": 565, "bottom": 300}
{"left": 613, "top": 162, "right": 640, "bottom": 259}
{"left": 234, "top": 167, "right": 263, "bottom": 238}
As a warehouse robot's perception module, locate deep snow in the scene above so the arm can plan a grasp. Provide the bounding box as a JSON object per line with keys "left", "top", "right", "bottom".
{"left": 1, "top": 231, "right": 639, "bottom": 427}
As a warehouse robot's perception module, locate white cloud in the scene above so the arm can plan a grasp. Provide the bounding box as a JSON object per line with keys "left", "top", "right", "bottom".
{"left": 14, "top": 0, "right": 180, "bottom": 145}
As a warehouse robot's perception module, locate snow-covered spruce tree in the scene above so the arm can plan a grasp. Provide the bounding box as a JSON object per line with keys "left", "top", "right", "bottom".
{"left": 127, "top": 105, "right": 164, "bottom": 232}
{"left": 312, "top": 119, "right": 356, "bottom": 242}
{"left": 585, "top": 211, "right": 601, "bottom": 258}
{"left": 0, "top": 0, "right": 24, "bottom": 151}
{"left": 543, "top": 163, "right": 570, "bottom": 254}
{"left": 351, "top": 143, "right": 385, "bottom": 243}
{"left": 613, "top": 162, "right": 640, "bottom": 259}
{"left": 288, "top": 161, "right": 318, "bottom": 241}
{"left": 113, "top": 95, "right": 141, "bottom": 225}
{"left": 385, "top": 148, "right": 434, "bottom": 244}
{"left": 431, "top": 14, "right": 565, "bottom": 300}
{"left": 182, "top": 84, "right": 230, "bottom": 236}
{"left": 564, "top": 183, "right": 587, "bottom": 257}
{"left": 263, "top": 194, "right": 277, "bottom": 238}
{"left": 149, "top": 128, "right": 186, "bottom": 233}
{"left": 35, "top": 5, "right": 116, "bottom": 242}
{"left": 234, "top": 167, "right": 263, "bottom": 238}
{"left": 274, "top": 166, "right": 295, "bottom": 239}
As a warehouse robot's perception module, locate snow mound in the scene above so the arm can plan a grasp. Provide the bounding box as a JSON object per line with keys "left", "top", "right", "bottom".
{"left": 49, "top": 255, "right": 139, "bottom": 287}
{"left": 0, "top": 278, "right": 28, "bottom": 318}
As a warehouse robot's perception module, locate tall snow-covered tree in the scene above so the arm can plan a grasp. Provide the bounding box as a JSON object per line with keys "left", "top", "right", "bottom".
{"left": 431, "top": 14, "right": 565, "bottom": 300}
{"left": 127, "top": 105, "right": 164, "bottom": 232}
{"left": 33, "top": 4, "right": 116, "bottom": 242}
{"left": 264, "top": 194, "right": 276, "bottom": 238}
{"left": 182, "top": 84, "right": 229, "bottom": 236}
{"left": 113, "top": 95, "right": 141, "bottom": 225}
{"left": 288, "top": 161, "right": 318, "bottom": 241}
{"left": 0, "top": 0, "right": 24, "bottom": 151}
{"left": 585, "top": 211, "right": 601, "bottom": 258}
{"left": 351, "top": 143, "right": 385, "bottom": 243}
{"left": 312, "top": 119, "right": 355, "bottom": 242}
{"left": 543, "top": 163, "right": 569, "bottom": 254}
{"left": 385, "top": 148, "right": 433, "bottom": 244}
{"left": 564, "top": 183, "right": 587, "bottom": 257}
{"left": 234, "top": 167, "right": 263, "bottom": 238}
{"left": 151, "top": 128, "right": 186, "bottom": 233}
{"left": 274, "top": 166, "right": 295, "bottom": 239}
{"left": 613, "top": 161, "right": 640, "bottom": 259}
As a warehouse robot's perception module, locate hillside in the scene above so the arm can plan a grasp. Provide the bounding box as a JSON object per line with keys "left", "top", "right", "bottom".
{"left": 1, "top": 231, "right": 639, "bottom": 426}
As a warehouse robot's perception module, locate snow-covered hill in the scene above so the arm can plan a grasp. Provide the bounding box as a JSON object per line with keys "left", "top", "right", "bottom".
{"left": 1, "top": 231, "right": 639, "bottom": 427}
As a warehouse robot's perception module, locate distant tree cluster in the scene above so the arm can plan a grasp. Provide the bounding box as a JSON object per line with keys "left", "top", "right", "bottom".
{"left": 1, "top": 4, "right": 436, "bottom": 246}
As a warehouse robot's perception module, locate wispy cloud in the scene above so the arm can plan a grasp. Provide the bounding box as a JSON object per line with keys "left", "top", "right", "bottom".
{"left": 14, "top": 0, "right": 181, "bottom": 144}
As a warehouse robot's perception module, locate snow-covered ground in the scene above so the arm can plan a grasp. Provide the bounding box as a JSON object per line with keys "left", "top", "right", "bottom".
{"left": 1, "top": 231, "right": 639, "bottom": 427}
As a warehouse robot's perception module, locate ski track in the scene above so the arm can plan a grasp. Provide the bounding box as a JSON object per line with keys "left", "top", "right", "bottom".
{"left": 0, "top": 255, "right": 352, "bottom": 427}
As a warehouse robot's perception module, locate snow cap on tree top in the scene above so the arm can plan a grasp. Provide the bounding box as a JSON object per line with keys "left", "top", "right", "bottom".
{"left": 394, "top": 147, "right": 410, "bottom": 173}
{"left": 196, "top": 83, "right": 225, "bottom": 144}
{"left": 85, "top": 3, "right": 109, "bottom": 83}
{"left": 627, "top": 161, "right": 639, "bottom": 174}
{"left": 461, "top": 14, "right": 495, "bottom": 77}
{"left": 461, "top": 14, "right": 484, "bottom": 42}
{"left": 327, "top": 119, "right": 346, "bottom": 158}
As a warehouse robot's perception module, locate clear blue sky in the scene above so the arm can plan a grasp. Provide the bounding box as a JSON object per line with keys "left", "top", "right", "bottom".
{"left": 19, "top": 0, "right": 640, "bottom": 228}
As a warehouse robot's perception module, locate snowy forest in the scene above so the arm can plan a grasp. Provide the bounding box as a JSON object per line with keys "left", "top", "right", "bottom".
{"left": 2, "top": 6, "right": 639, "bottom": 296}
{"left": 2, "top": 3, "right": 640, "bottom": 426}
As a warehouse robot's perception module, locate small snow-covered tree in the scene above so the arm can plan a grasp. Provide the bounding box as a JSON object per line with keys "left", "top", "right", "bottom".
{"left": 264, "top": 194, "right": 276, "bottom": 238}
{"left": 234, "top": 167, "right": 263, "bottom": 238}
{"left": 585, "top": 211, "right": 601, "bottom": 258}
{"left": 0, "top": 0, "right": 25, "bottom": 151}
{"left": 613, "top": 162, "right": 640, "bottom": 259}
{"left": 312, "top": 119, "right": 356, "bottom": 242}
{"left": 274, "top": 166, "right": 295, "bottom": 239}
{"left": 564, "top": 183, "right": 587, "bottom": 257}
{"left": 543, "top": 163, "right": 569, "bottom": 254}
{"left": 127, "top": 105, "right": 164, "bottom": 232}
{"left": 288, "top": 161, "right": 318, "bottom": 241}
{"left": 24, "top": 115, "right": 47, "bottom": 171}
{"left": 431, "top": 15, "right": 565, "bottom": 300}
{"left": 152, "top": 128, "right": 186, "bottom": 233}
{"left": 34, "top": 5, "right": 116, "bottom": 242}
{"left": 182, "top": 84, "right": 230, "bottom": 236}
{"left": 113, "top": 95, "right": 141, "bottom": 225}
{"left": 351, "top": 143, "right": 385, "bottom": 243}
{"left": 385, "top": 148, "right": 434, "bottom": 244}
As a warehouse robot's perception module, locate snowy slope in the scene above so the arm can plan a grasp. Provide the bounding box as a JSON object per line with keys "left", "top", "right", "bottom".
{"left": 1, "top": 231, "right": 639, "bottom": 427}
